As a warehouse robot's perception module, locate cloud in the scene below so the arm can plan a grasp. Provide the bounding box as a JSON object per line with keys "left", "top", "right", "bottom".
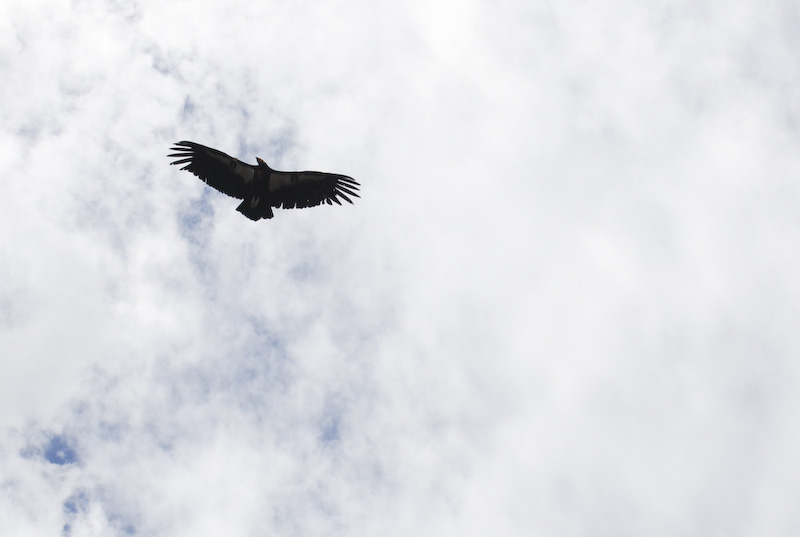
{"left": 1, "top": 0, "right": 800, "bottom": 535}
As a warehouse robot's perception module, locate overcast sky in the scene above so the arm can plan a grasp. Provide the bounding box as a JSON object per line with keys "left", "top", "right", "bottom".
{"left": 2, "top": 0, "right": 800, "bottom": 535}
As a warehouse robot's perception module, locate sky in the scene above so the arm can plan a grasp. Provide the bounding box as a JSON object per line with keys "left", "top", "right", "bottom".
{"left": 1, "top": 0, "right": 800, "bottom": 535}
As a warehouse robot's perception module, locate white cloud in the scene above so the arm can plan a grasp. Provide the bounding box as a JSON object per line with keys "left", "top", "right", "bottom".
{"left": 1, "top": 0, "right": 800, "bottom": 535}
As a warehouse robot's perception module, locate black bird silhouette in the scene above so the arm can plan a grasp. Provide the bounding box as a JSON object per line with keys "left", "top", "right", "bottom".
{"left": 169, "top": 141, "right": 360, "bottom": 221}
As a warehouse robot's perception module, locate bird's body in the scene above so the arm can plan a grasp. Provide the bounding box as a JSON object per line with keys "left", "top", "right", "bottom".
{"left": 168, "top": 141, "right": 360, "bottom": 221}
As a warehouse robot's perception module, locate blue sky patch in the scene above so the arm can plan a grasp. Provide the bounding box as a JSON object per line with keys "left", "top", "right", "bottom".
{"left": 44, "top": 434, "right": 79, "bottom": 465}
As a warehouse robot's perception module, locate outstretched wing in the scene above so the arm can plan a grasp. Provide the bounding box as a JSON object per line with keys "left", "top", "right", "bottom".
{"left": 269, "top": 171, "right": 361, "bottom": 209}
{"left": 168, "top": 141, "right": 254, "bottom": 199}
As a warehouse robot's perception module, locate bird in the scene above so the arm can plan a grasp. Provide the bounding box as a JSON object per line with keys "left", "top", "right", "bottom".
{"left": 168, "top": 141, "right": 360, "bottom": 221}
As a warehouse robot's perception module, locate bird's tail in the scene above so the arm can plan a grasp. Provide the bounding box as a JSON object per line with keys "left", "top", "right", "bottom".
{"left": 236, "top": 197, "right": 274, "bottom": 220}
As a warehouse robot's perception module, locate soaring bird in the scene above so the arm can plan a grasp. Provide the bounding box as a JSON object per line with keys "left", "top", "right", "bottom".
{"left": 168, "top": 141, "right": 360, "bottom": 221}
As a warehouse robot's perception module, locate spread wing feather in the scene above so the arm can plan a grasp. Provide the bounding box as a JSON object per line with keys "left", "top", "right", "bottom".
{"left": 269, "top": 171, "right": 361, "bottom": 210}
{"left": 168, "top": 141, "right": 254, "bottom": 199}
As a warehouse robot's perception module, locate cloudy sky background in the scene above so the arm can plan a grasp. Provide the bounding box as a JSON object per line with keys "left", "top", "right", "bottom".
{"left": 2, "top": 0, "right": 800, "bottom": 535}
